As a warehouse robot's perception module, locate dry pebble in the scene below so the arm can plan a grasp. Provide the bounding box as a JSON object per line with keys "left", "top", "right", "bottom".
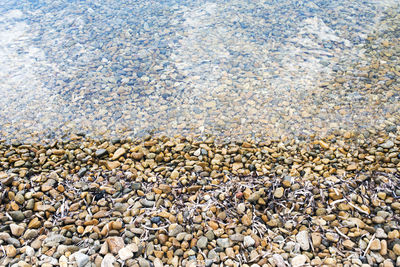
{"left": 0, "top": 133, "right": 400, "bottom": 266}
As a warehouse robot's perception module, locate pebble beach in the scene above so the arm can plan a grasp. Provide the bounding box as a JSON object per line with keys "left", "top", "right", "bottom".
{"left": 0, "top": 0, "right": 400, "bottom": 266}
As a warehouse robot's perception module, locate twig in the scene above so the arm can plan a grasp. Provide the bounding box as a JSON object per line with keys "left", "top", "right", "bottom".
{"left": 330, "top": 198, "right": 346, "bottom": 206}
{"left": 142, "top": 225, "right": 168, "bottom": 231}
{"left": 335, "top": 227, "right": 349, "bottom": 240}
{"left": 347, "top": 202, "right": 369, "bottom": 215}
{"left": 363, "top": 234, "right": 376, "bottom": 257}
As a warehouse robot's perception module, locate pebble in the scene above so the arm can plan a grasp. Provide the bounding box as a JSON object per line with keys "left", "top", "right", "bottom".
{"left": 118, "top": 246, "right": 133, "bottom": 260}
{"left": 95, "top": 149, "right": 108, "bottom": 158}
{"left": 381, "top": 140, "right": 394, "bottom": 149}
{"left": 101, "top": 254, "right": 116, "bottom": 267}
{"left": 274, "top": 187, "right": 284, "bottom": 198}
{"left": 169, "top": 224, "right": 184, "bottom": 237}
{"left": 272, "top": 254, "right": 286, "bottom": 267}
{"left": 9, "top": 211, "right": 24, "bottom": 222}
{"left": 343, "top": 239, "right": 355, "bottom": 249}
{"left": 216, "top": 238, "right": 231, "bottom": 248}
{"left": 106, "top": 237, "right": 124, "bottom": 254}
{"left": 10, "top": 224, "right": 24, "bottom": 237}
{"left": 296, "top": 231, "right": 310, "bottom": 251}
{"left": 325, "top": 233, "right": 339, "bottom": 243}
{"left": 153, "top": 258, "right": 163, "bottom": 267}
{"left": 243, "top": 236, "right": 255, "bottom": 247}
{"left": 230, "top": 234, "right": 244, "bottom": 242}
{"left": 43, "top": 234, "right": 66, "bottom": 246}
{"left": 383, "top": 259, "right": 394, "bottom": 267}
{"left": 291, "top": 254, "right": 308, "bottom": 267}
{"left": 25, "top": 246, "right": 34, "bottom": 257}
{"left": 112, "top": 147, "right": 126, "bottom": 160}
{"left": 73, "top": 252, "right": 89, "bottom": 267}
{"left": 393, "top": 244, "right": 400, "bottom": 256}
{"left": 0, "top": 131, "right": 400, "bottom": 267}
{"left": 197, "top": 236, "right": 208, "bottom": 249}
{"left": 311, "top": 233, "right": 321, "bottom": 248}
{"left": 242, "top": 214, "right": 252, "bottom": 226}
{"left": 138, "top": 258, "right": 150, "bottom": 267}
{"left": 376, "top": 228, "right": 388, "bottom": 238}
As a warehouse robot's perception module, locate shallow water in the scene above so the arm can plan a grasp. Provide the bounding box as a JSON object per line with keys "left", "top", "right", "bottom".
{"left": 0, "top": 0, "right": 399, "bottom": 142}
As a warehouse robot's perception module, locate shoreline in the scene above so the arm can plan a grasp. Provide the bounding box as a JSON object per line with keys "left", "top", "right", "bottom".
{"left": 0, "top": 133, "right": 399, "bottom": 266}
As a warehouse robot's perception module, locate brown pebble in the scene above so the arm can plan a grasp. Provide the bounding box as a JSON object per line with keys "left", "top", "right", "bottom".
{"left": 106, "top": 236, "right": 125, "bottom": 254}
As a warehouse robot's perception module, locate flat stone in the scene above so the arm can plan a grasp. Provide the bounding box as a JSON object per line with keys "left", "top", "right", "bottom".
{"left": 381, "top": 140, "right": 394, "bottom": 149}
{"left": 296, "top": 231, "right": 310, "bottom": 251}
{"left": 106, "top": 237, "right": 124, "bottom": 254}
{"left": 118, "top": 246, "right": 133, "bottom": 260}
{"left": 77, "top": 168, "right": 87, "bottom": 177}
{"left": 17, "top": 261, "right": 31, "bottom": 267}
{"left": 197, "top": 236, "right": 208, "bottom": 249}
{"left": 170, "top": 170, "right": 179, "bottom": 180}
{"left": 95, "top": 149, "right": 108, "bottom": 158}
{"left": 284, "top": 242, "right": 299, "bottom": 254}
{"left": 101, "top": 254, "right": 116, "bottom": 267}
{"left": 216, "top": 238, "right": 231, "bottom": 248}
{"left": 35, "top": 204, "right": 56, "bottom": 212}
{"left": 207, "top": 249, "right": 219, "bottom": 261}
{"left": 232, "top": 162, "right": 243, "bottom": 171}
{"left": 140, "top": 199, "right": 155, "bottom": 207}
{"left": 370, "top": 239, "right": 381, "bottom": 251}
{"left": 230, "top": 234, "right": 244, "bottom": 242}
{"left": 376, "top": 228, "right": 388, "bottom": 238}
{"left": 311, "top": 232, "right": 321, "bottom": 248}
{"left": 237, "top": 203, "right": 246, "bottom": 214}
{"left": 326, "top": 232, "right": 339, "bottom": 243}
{"left": 138, "top": 258, "right": 150, "bottom": 267}
{"left": 106, "top": 161, "right": 120, "bottom": 170}
{"left": 6, "top": 245, "right": 17, "bottom": 257}
{"left": 153, "top": 258, "right": 163, "bottom": 267}
{"left": 10, "top": 224, "right": 24, "bottom": 237}
{"left": 372, "top": 216, "right": 385, "bottom": 224}
{"left": 132, "top": 152, "right": 144, "bottom": 160}
{"left": 159, "top": 184, "right": 172, "bottom": 193}
{"left": 243, "top": 236, "right": 255, "bottom": 247}
{"left": 0, "top": 175, "right": 13, "bottom": 186}
{"left": 43, "top": 234, "right": 66, "bottom": 246}
{"left": 168, "top": 224, "right": 184, "bottom": 237}
{"left": 112, "top": 147, "right": 126, "bottom": 160}
{"left": 7, "top": 237, "right": 21, "bottom": 247}
{"left": 126, "top": 243, "right": 138, "bottom": 253}
{"left": 343, "top": 239, "right": 355, "bottom": 249}
{"left": 242, "top": 214, "right": 252, "bottom": 226}
{"left": 30, "top": 238, "right": 42, "bottom": 250}
{"left": 9, "top": 211, "right": 25, "bottom": 222}
{"left": 131, "top": 182, "right": 142, "bottom": 190}
{"left": 205, "top": 230, "right": 215, "bottom": 241}
{"left": 73, "top": 252, "right": 89, "bottom": 267}
{"left": 291, "top": 254, "right": 308, "bottom": 267}
{"left": 272, "top": 254, "right": 286, "bottom": 267}
{"left": 247, "top": 192, "right": 261, "bottom": 203}
{"left": 14, "top": 160, "right": 25, "bottom": 167}
{"left": 346, "top": 164, "right": 358, "bottom": 171}
{"left": 392, "top": 244, "right": 400, "bottom": 256}
{"left": 383, "top": 259, "right": 394, "bottom": 267}
{"left": 0, "top": 233, "right": 10, "bottom": 240}
{"left": 25, "top": 246, "right": 35, "bottom": 257}
{"left": 343, "top": 218, "right": 365, "bottom": 228}
{"left": 14, "top": 193, "right": 24, "bottom": 204}
{"left": 274, "top": 187, "right": 284, "bottom": 198}
{"left": 324, "top": 258, "right": 336, "bottom": 265}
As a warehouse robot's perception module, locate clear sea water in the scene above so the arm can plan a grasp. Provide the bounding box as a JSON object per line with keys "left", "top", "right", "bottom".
{"left": 0, "top": 0, "right": 399, "bottom": 142}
